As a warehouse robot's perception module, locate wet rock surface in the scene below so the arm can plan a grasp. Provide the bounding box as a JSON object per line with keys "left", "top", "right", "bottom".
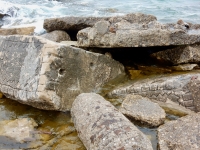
{"left": 119, "top": 95, "right": 166, "bottom": 127}
{"left": 0, "top": 118, "right": 38, "bottom": 143}
{"left": 158, "top": 113, "right": 200, "bottom": 150}
{"left": 107, "top": 72, "right": 200, "bottom": 112}
{"left": 0, "top": 35, "right": 124, "bottom": 111}
{"left": 71, "top": 93, "right": 153, "bottom": 150}
{"left": 151, "top": 44, "right": 200, "bottom": 65}
{"left": 77, "top": 15, "right": 200, "bottom": 47}
{"left": 171, "top": 64, "right": 198, "bottom": 71}
{"left": 0, "top": 26, "right": 35, "bottom": 35}
{"left": 40, "top": 30, "right": 71, "bottom": 42}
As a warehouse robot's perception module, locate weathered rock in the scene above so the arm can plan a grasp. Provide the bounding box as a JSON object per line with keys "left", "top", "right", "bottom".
{"left": 43, "top": 13, "right": 156, "bottom": 32}
{"left": 171, "top": 64, "right": 198, "bottom": 71}
{"left": 71, "top": 93, "right": 153, "bottom": 150}
{"left": 107, "top": 72, "right": 200, "bottom": 112}
{"left": 40, "top": 30, "right": 71, "bottom": 42}
{"left": 0, "top": 35, "right": 124, "bottom": 111}
{"left": 119, "top": 94, "right": 166, "bottom": 127}
{"left": 152, "top": 99, "right": 195, "bottom": 116}
{"left": 0, "top": 26, "right": 35, "bottom": 35}
{"left": 151, "top": 44, "right": 200, "bottom": 65}
{"left": 158, "top": 113, "right": 200, "bottom": 150}
{"left": 0, "top": 118, "right": 37, "bottom": 143}
{"left": 77, "top": 18, "right": 200, "bottom": 47}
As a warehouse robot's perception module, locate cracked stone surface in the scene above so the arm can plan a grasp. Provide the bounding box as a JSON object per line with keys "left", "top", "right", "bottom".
{"left": 119, "top": 94, "right": 166, "bottom": 127}
{"left": 158, "top": 112, "right": 200, "bottom": 150}
{"left": 77, "top": 15, "right": 200, "bottom": 47}
{"left": 71, "top": 93, "right": 153, "bottom": 150}
{"left": 0, "top": 35, "right": 124, "bottom": 111}
{"left": 151, "top": 44, "right": 200, "bottom": 65}
{"left": 107, "top": 72, "right": 200, "bottom": 112}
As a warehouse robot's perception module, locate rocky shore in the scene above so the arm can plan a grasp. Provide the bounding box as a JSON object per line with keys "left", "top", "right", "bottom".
{"left": 0, "top": 13, "right": 200, "bottom": 149}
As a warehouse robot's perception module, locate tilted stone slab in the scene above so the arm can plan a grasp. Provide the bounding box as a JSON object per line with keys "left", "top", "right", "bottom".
{"left": 43, "top": 13, "right": 156, "bottom": 32}
{"left": 77, "top": 19, "right": 200, "bottom": 47}
{"left": 151, "top": 44, "right": 200, "bottom": 65}
{"left": 0, "top": 35, "right": 124, "bottom": 111}
{"left": 158, "top": 113, "right": 200, "bottom": 150}
{"left": 71, "top": 93, "right": 153, "bottom": 150}
{"left": 119, "top": 94, "right": 166, "bottom": 127}
{"left": 107, "top": 72, "right": 200, "bottom": 112}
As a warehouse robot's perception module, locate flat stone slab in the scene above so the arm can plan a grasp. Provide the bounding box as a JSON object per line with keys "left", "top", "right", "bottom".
{"left": 158, "top": 113, "right": 200, "bottom": 150}
{"left": 171, "top": 64, "right": 198, "bottom": 71}
{"left": 77, "top": 17, "right": 200, "bottom": 47}
{"left": 151, "top": 44, "right": 200, "bottom": 65}
{"left": 0, "top": 35, "right": 124, "bottom": 111}
{"left": 119, "top": 94, "right": 166, "bottom": 127}
{"left": 107, "top": 72, "right": 200, "bottom": 112}
{"left": 43, "top": 13, "right": 156, "bottom": 32}
{"left": 0, "top": 26, "right": 35, "bottom": 35}
{"left": 71, "top": 93, "right": 153, "bottom": 150}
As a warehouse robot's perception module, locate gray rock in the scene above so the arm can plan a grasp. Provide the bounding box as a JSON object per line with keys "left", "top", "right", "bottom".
{"left": 158, "top": 113, "right": 200, "bottom": 150}
{"left": 171, "top": 64, "right": 198, "bottom": 71}
{"left": 43, "top": 13, "right": 156, "bottom": 32}
{"left": 71, "top": 93, "right": 153, "bottom": 150}
{"left": 0, "top": 118, "right": 38, "bottom": 143}
{"left": 0, "top": 35, "right": 124, "bottom": 111}
{"left": 151, "top": 44, "right": 200, "bottom": 65}
{"left": 107, "top": 72, "right": 200, "bottom": 112}
{"left": 119, "top": 94, "right": 166, "bottom": 127}
{"left": 40, "top": 30, "right": 71, "bottom": 42}
{"left": 77, "top": 19, "right": 200, "bottom": 47}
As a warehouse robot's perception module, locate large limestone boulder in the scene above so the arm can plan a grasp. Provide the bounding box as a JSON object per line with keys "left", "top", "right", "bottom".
{"left": 151, "top": 44, "right": 200, "bottom": 65}
{"left": 43, "top": 13, "right": 156, "bottom": 32}
{"left": 0, "top": 35, "right": 124, "bottom": 111}
{"left": 107, "top": 72, "right": 200, "bottom": 112}
{"left": 71, "top": 93, "right": 153, "bottom": 150}
{"left": 40, "top": 30, "right": 71, "bottom": 42}
{"left": 158, "top": 113, "right": 200, "bottom": 150}
{"left": 119, "top": 94, "right": 166, "bottom": 127}
{"left": 77, "top": 18, "right": 200, "bottom": 47}
{"left": 0, "top": 26, "right": 35, "bottom": 35}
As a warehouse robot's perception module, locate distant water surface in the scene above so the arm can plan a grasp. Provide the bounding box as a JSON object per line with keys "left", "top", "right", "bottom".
{"left": 0, "top": 0, "right": 200, "bottom": 32}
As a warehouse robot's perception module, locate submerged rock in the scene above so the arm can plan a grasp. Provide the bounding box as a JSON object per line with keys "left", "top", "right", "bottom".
{"left": 40, "top": 30, "right": 71, "bottom": 42}
{"left": 171, "top": 64, "right": 198, "bottom": 71}
{"left": 107, "top": 72, "right": 200, "bottom": 112}
{"left": 158, "top": 113, "right": 200, "bottom": 150}
{"left": 151, "top": 44, "right": 200, "bottom": 65}
{"left": 71, "top": 93, "right": 153, "bottom": 150}
{"left": 0, "top": 118, "right": 37, "bottom": 143}
{"left": 0, "top": 35, "right": 124, "bottom": 111}
{"left": 0, "top": 26, "right": 35, "bottom": 35}
{"left": 119, "top": 94, "right": 166, "bottom": 127}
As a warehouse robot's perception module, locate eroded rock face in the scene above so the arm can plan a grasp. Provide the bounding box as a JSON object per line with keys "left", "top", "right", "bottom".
{"left": 151, "top": 44, "right": 200, "bottom": 65}
{"left": 40, "top": 30, "right": 71, "bottom": 42}
{"left": 119, "top": 95, "right": 166, "bottom": 127}
{"left": 0, "top": 35, "right": 124, "bottom": 111}
{"left": 43, "top": 13, "right": 156, "bottom": 32}
{"left": 107, "top": 72, "right": 200, "bottom": 112}
{"left": 158, "top": 113, "right": 200, "bottom": 150}
{"left": 0, "top": 26, "right": 35, "bottom": 35}
{"left": 71, "top": 93, "right": 153, "bottom": 150}
{"left": 77, "top": 17, "right": 200, "bottom": 47}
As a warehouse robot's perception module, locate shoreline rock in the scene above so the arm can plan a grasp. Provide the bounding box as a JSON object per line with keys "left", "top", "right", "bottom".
{"left": 0, "top": 35, "right": 124, "bottom": 111}
{"left": 119, "top": 94, "right": 166, "bottom": 127}
{"left": 71, "top": 93, "right": 153, "bottom": 150}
